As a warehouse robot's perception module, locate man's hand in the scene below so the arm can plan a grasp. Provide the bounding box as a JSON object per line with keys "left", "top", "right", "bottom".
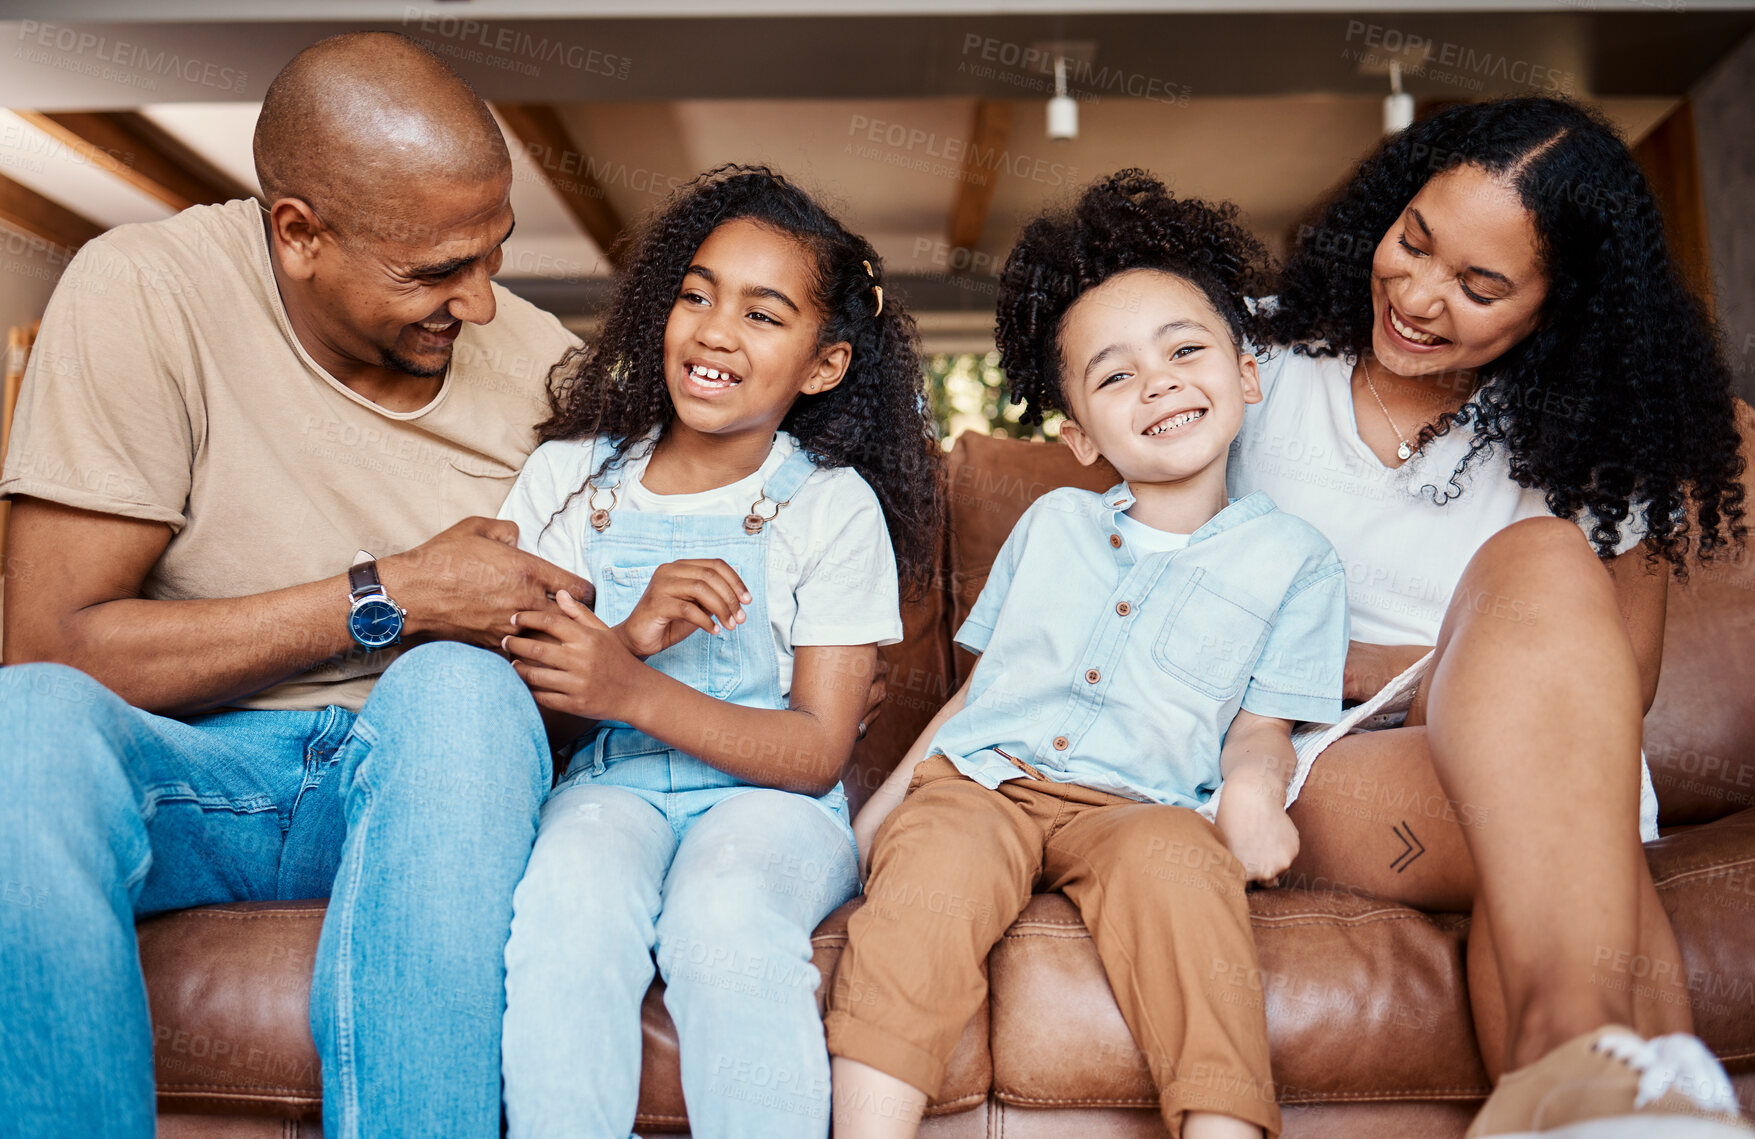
{"left": 1214, "top": 773, "right": 1300, "bottom": 886}
{"left": 614, "top": 558, "right": 751, "bottom": 659}
{"left": 505, "top": 590, "right": 645, "bottom": 722}
{"left": 378, "top": 517, "right": 593, "bottom": 651}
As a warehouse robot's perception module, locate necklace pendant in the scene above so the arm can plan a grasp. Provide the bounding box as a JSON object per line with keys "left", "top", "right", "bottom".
{"left": 1397, "top": 442, "right": 1413, "bottom": 461}
{"left": 589, "top": 508, "right": 611, "bottom": 533}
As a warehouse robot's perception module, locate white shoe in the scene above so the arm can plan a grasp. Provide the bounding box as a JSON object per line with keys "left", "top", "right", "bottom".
{"left": 1466, "top": 1026, "right": 1751, "bottom": 1137}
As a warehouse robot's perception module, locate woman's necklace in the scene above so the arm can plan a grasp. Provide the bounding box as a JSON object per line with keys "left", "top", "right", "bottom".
{"left": 1361, "top": 356, "right": 1415, "bottom": 461}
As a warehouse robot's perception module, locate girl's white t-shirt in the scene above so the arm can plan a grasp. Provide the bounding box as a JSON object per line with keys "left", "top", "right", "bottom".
{"left": 498, "top": 430, "right": 903, "bottom": 697}
{"left": 1228, "top": 348, "right": 1642, "bottom": 647}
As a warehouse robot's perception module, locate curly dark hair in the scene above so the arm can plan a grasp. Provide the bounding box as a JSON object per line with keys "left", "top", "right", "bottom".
{"left": 995, "top": 169, "right": 1275, "bottom": 423}
{"left": 539, "top": 164, "right": 944, "bottom": 597}
{"left": 1263, "top": 96, "right": 1745, "bottom": 570}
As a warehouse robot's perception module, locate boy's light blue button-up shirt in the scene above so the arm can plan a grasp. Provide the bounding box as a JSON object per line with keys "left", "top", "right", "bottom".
{"left": 930, "top": 484, "right": 1349, "bottom": 809}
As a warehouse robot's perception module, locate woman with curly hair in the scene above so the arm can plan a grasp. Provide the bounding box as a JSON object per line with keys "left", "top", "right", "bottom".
{"left": 1246, "top": 99, "right": 1749, "bottom": 1136}
{"left": 494, "top": 164, "right": 943, "bottom": 1138}
{"left": 996, "top": 97, "right": 1749, "bottom": 1135}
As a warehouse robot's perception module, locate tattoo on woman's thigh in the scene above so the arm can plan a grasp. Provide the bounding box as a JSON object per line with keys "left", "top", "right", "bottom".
{"left": 1390, "top": 820, "right": 1426, "bottom": 873}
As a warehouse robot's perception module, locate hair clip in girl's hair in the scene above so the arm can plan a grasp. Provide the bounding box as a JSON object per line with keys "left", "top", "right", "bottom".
{"left": 863, "top": 259, "right": 884, "bottom": 318}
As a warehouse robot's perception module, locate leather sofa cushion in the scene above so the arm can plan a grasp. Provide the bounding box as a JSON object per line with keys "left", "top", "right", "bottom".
{"left": 140, "top": 809, "right": 1755, "bottom": 1121}
{"left": 986, "top": 892, "right": 1488, "bottom": 1109}
{"left": 1646, "top": 806, "right": 1755, "bottom": 1065}
{"left": 845, "top": 534, "right": 955, "bottom": 817}
{"left": 137, "top": 900, "right": 326, "bottom": 1119}
{"left": 915, "top": 1101, "right": 1481, "bottom": 1139}
{"left": 942, "top": 432, "right": 1119, "bottom": 689}
{"left": 1643, "top": 400, "right": 1755, "bottom": 825}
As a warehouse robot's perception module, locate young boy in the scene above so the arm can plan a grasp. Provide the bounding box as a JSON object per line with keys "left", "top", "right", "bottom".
{"left": 825, "top": 172, "right": 1349, "bottom": 1139}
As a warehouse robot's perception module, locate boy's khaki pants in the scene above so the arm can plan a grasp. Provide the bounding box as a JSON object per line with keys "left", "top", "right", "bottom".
{"left": 826, "top": 755, "right": 1281, "bottom": 1139}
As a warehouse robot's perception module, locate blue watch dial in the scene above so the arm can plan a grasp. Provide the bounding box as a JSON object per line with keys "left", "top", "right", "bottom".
{"left": 349, "top": 597, "right": 403, "bottom": 649}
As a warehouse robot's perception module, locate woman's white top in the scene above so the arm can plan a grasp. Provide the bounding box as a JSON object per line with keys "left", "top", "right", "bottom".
{"left": 1228, "top": 347, "right": 1640, "bottom": 648}
{"left": 1225, "top": 346, "right": 1659, "bottom": 840}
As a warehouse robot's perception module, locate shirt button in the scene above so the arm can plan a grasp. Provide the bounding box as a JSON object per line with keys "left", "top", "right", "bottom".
{"left": 1116, "top": 601, "right": 1132, "bottom": 617}
{"left": 1053, "top": 735, "right": 1069, "bottom": 751}
{"left": 1109, "top": 534, "right": 1122, "bottom": 549}
{"left": 1085, "top": 668, "right": 1100, "bottom": 684}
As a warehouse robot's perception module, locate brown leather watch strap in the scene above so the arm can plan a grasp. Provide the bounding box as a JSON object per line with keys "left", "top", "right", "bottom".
{"left": 348, "top": 559, "right": 382, "bottom": 597}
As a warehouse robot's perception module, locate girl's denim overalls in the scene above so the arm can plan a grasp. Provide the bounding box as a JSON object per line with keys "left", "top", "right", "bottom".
{"left": 502, "top": 445, "right": 861, "bottom": 1139}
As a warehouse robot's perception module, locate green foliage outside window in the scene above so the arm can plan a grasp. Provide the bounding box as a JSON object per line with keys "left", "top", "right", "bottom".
{"left": 924, "top": 351, "right": 1062, "bottom": 447}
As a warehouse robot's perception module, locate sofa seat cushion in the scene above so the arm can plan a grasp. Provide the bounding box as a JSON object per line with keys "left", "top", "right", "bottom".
{"left": 941, "top": 433, "right": 1119, "bottom": 691}
{"left": 137, "top": 900, "right": 326, "bottom": 1119}
{"left": 137, "top": 809, "right": 1755, "bottom": 1121}
{"left": 1644, "top": 806, "right": 1755, "bottom": 1067}
{"left": 1642, "top": 401, "right": 1755, "bottom": 826}
{"left": 985, "top": 891, "right": 1488, "bottom": 1110}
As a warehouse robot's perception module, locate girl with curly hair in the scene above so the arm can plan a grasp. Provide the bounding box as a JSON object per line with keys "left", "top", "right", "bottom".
{"left": 995, "top": 101, "right": 1745, "bottom": 1135}
{"left": 495, "top": 164, "right": 943, "bottom": 1138}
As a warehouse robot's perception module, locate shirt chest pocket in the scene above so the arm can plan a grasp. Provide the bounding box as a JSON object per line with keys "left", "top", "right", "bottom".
{"left": 1150, "top": 571, "right": 1271, "bottom": 701}
{"left": 599, "top": 561, "right": 743, "bottom": 701}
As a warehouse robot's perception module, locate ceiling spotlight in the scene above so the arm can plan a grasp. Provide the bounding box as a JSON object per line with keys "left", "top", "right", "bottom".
{"left": 1383, "top": 60, "right": 1414, "bottom": 135}
{"left": 1047, "top": 56, "right": 1078, "bottom": 141}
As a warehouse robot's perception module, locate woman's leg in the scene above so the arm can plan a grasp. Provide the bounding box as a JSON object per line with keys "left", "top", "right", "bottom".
{"left": 1467, "top": 856, "right": 1692, "bottom": 1077}
{"left": 655, "top": 789, "right": 859, "bottom": 1139}
{"left": 1287, "top": 517, "right": 1687, "bottom": 1072}
{"left": 1292, "top": 738, "right": 1692, "bottom": 1077}
{"left": 502, "top": 783, "right": 676, "bottom": 1139}
{"left": 1286, "top": 725, "right": 1478, "bottom": 911}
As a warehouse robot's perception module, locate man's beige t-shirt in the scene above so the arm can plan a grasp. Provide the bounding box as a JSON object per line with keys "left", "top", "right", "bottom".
{"left": 0, "top": 198, "right": 580, "bottom": 712}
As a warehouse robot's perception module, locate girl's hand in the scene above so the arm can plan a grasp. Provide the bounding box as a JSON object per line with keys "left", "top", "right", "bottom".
{"left": 506, "top": 590, "right": 646, "bottom": 721}
{"left": 1214, "top": 775, "right": 1300, "bottom": 886}
{"left": 616, "top": 558, "right": 754, "bottom": 659}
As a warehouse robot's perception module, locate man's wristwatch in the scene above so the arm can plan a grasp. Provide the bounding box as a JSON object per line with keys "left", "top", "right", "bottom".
{"left": 346, "top": 550, "right": 406, "bottom": 650}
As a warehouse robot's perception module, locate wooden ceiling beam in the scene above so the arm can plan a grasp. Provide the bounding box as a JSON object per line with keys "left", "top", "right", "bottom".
{"left": 947, "top": 100, "right": 1014, "bottom": 259}
{"left": 493, "top": 102, "right": 626, "bottom": 268}
{"left": 0, "top": 172, "right": 103, "bottom": 255}
{"left": 15, "top": 110, "right": 255, "bottom": 212}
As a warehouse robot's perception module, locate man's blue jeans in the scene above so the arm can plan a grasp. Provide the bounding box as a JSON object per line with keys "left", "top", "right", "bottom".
{"left": 0, "top": 642, "right": 550, "bottom": 1139}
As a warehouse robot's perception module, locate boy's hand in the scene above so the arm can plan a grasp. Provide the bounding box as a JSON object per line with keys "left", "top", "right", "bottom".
{"left": 614, "top": 558, "right": 752, "bottom": 659}
{"left": 852, "top": 808, "right": 881, "bottom": 884}
{"left": 506, "top": 590, "right": 646, "bottom": 721}
{"left": 1214, "top": 773, "right": 1300, "bottom": 886}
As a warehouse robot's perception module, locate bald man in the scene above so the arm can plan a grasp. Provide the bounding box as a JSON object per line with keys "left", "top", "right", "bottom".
{"left": 0, "top": 33, "right": 586, "bottom": 1138}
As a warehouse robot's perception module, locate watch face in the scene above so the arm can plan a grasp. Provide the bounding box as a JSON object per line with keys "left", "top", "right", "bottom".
{"left": 349, "top": 598, "right": 403, "bottom": 649}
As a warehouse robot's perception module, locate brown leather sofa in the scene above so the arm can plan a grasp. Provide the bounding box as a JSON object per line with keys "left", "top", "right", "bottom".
{"left": 147, "top": 422, "right": 1755, "bottom": 1139}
